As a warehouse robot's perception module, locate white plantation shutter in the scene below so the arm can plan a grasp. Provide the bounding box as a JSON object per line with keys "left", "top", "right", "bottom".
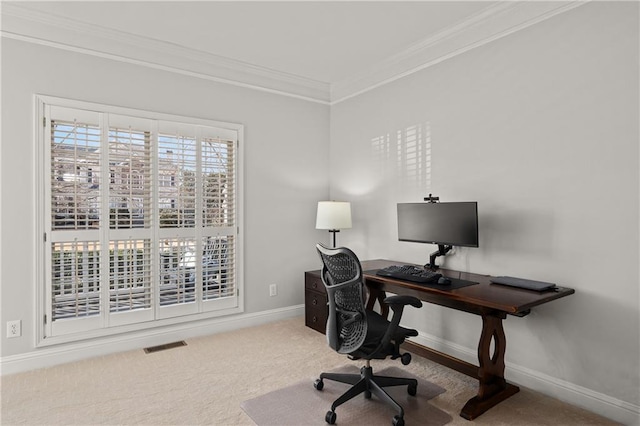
{"left": 157, "top": 133, "right": 197, "bottom": 228}
{"left": 202, "top": 235, "right": 236, "bottom": 301}
{"left": 47, "top": 107, "right": 103, "bottom": 336}
{"left": 156, "top": 126, "right": 239, "bottom": 318}
{"left": 108, "top": 124, "right": 152, "bottom": 229}
{"left": 158, "top": 237, "right": 197, "bottom": 307}
{"left": 202, "top": 136, "right": 235, "bottom": 227}
{"left": 50, "top": 117, "right": 101, "bottom": 231}
{"left": 156, "top": 128, "right": 201, "bottom": 318}
{"left": 200, "top": 132, "right": 237, "bottom": 310}
{"left": 106, "top": 116, "right": 155, "bottom": 326}
{"left": 39, "top": 97, "right": 242, "bottom": 342}
{"left": 51, "top": 241, "right": 101, "bottom": 319}
{"left": 109, "top": 239, "right": 152, "bottom": 312}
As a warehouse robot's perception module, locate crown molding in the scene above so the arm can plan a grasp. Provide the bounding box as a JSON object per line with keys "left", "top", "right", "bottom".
{"left": 330, "top": 1, "right": 589, "bottom": 105}
{"left": 0, "top": 3, "right": 331, "bottom": 104}
{"left": 2, "top": 1, "right": 588, "bottom": 105}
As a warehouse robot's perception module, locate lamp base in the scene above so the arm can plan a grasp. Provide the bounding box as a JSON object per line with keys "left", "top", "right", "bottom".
{"left": 328, "top": 229, "right": 340, "bottom": 248}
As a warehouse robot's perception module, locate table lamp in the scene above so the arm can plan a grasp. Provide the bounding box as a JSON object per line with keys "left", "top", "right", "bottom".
{"left": 316, "top": 201, "right": 352, "bottom": 248}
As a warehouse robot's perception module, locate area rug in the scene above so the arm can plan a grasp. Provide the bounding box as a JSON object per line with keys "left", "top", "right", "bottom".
{"left": 241, "top": 365, "right": 452, "bottom": 425}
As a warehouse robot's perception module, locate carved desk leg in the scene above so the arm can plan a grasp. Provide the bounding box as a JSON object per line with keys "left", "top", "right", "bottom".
{"left": 365, "top": 286, "right": 389, "bottom": 318}
{"left": 460, "top": 312, "right": 520, "bottom": 420}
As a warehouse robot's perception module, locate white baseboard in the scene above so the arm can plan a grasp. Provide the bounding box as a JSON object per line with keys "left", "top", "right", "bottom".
{"left": 0, "top": 305, "right": 305, "bottom": 377}
{"left": 410, "top": 332, "right": 640, "bottom": 425}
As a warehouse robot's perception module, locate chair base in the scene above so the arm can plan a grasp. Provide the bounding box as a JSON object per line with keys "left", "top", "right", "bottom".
{"left": 314, "top": 363, "right": 417, "bottom": 425}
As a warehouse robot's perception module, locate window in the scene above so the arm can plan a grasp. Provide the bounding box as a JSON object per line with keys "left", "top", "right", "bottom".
{"left": 36, "top": 96, "right": 243, "bottom": 344}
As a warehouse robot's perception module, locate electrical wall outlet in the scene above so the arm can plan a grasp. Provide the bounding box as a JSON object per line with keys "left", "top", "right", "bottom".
{"left": 269, "top": 283, "right": 277, "bottom": 297}
{"left": 7, "top": 320, "right": 21, "bottom": 338}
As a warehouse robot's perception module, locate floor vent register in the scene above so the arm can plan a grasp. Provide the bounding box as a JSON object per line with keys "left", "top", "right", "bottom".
{"left": 143, "top": 341, "right": 187, "bottom": 354}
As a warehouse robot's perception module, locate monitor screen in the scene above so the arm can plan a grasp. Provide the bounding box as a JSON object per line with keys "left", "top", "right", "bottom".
{"left": 397, "top": 202, "right": 479, "bottom": 247}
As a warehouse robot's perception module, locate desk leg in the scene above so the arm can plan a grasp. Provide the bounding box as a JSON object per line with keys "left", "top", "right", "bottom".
{"left": 460, "top": 312, "right": 520, "bottom": 420}
{"left": 365, "top": 287, "right": 389, "bottom": 318}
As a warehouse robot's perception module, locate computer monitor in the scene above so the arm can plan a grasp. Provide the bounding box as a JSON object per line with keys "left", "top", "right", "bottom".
{"left": 397, "top": 202, "right": 478, "bottom": 269}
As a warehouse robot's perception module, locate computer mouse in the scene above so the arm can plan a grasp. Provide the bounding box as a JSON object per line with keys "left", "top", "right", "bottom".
{"left": 438, "top": 277, "right": 452, "bottom": 285}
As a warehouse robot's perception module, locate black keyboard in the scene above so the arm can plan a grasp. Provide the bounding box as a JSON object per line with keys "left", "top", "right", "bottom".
{"left": 376, "top": 265, "right": 441, "bottom": 284}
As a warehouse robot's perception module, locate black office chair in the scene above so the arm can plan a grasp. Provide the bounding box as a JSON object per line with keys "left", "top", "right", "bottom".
{"left": 313, "top": 243, "right": 423, "bottom": 426}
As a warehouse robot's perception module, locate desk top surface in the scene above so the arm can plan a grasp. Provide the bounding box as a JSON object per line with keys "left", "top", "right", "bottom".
{"left": 359, "top": 259, "right": 574, "bottom": 316}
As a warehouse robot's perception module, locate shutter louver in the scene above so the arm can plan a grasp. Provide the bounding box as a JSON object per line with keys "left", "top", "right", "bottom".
{"left": 159, "top": 238, "right": 197, "bottom": 306}
{"left": 109, "top": 239, "right": 152, "bottom": 313}
{"left": 109, "top": 127, "right": 151, "bottom": 229}
{"left": 202, "top": 235, "right": 235, "bottom": 300}
{"left": 51, "top": 241, "right": 101, "bottom": 320}
{"left": 202, "top": 137, "right": 235, "bottom": 227}
{"left": 51, "top": 120, "right": 101, "bottom": 230}
{"left": 158, "top": 134, "right": 197, "bottom": 228}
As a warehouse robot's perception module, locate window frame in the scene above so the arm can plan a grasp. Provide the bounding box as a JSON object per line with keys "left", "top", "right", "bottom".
{"left": 34, "top": 95, "right": 244, "bottom": 347}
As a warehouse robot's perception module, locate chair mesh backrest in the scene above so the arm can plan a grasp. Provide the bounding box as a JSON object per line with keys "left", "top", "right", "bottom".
{"left": 316, "top": 244, "right": 367, "bottom": 354}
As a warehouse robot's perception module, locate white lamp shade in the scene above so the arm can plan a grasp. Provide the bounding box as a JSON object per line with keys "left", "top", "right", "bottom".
{"left": 316, "top": 201, "right": 352, "bottom": 230}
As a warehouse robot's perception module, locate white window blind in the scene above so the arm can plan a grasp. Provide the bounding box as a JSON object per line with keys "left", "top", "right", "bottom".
{"left": 38, "top": 97, "right": 243, "bottom": 343}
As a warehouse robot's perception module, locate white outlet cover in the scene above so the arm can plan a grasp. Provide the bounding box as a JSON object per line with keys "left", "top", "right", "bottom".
{"left": 7, "top": 320, "right": 21, "bottom": 338}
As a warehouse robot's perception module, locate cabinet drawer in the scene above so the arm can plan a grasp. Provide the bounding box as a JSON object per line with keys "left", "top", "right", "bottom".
{"left": 305, "top": 271, "right": 325, "bottom": 294}
{"left": 305, "top": 290, "right": 328, "bottom": 333}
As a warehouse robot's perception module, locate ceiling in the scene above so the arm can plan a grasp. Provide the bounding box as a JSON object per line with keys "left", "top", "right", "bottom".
{"left": 2, "top": 1, "right": 581, "bottom": 103}
{"left": 9, "top": 1, "right": 493, "bottom": 83}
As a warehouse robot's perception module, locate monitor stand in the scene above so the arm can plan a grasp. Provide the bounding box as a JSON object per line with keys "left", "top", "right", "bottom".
{"left": 425, "top": 244, "right": 451, "bottom": 271}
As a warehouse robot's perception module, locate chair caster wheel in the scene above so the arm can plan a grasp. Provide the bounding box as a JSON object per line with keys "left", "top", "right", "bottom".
{"left": 401, "top": 353, "right": 411, "bottom": 365}
{"left": 392, "top": 415, "right": 405, "bottom": 426}
{"left": 314, "top": 379, "right": 324, "bottom": 391}
{"left": 408, "top": 384, "right": 417, "bottom": 396}
{"left": 326, "top": 410, "right": 337, "bottom": 424}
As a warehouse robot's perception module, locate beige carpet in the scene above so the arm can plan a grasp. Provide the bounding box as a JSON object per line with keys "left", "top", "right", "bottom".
{"left": 241, "top": 365, "right": 451, "bottom": 425}
{"left": 0, "top": 317, "right": 617, "bottom": 425}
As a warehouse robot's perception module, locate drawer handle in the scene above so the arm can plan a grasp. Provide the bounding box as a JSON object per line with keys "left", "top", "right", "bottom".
{"left": 312, "top": 316, "right": 317, "bottom": 323}
{"left": 312, "top": 298, "right": 318, "bottom": 305}
{"left": 312, "top": 282, "right": 318, "bottom": 289}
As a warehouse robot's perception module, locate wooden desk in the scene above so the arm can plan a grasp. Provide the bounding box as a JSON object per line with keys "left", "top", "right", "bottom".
{"left": 361, "top": 259, "right": 575, "bottom": 420}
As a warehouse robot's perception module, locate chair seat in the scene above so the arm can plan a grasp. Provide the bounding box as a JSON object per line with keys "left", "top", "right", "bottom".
{"left": 352, "top": 310, "right": 418, "bottom": 359}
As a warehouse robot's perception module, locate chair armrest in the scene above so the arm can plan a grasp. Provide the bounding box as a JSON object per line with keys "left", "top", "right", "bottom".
{"left": 369, "top": 296, "right": 421, "bottom": 356}
{"left": 384, "top": 295, "right": 422, "bottom": 309}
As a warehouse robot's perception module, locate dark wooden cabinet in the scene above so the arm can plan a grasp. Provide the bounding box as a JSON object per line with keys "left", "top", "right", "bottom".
{"left": 304, "top": 270, "right": 327, "bottom": 334}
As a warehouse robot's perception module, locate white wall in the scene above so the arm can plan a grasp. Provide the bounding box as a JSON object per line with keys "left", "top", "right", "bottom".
{"left": 1, "top": 2, "right": 638, "bottom": 423}
{"left": 0, "top": 38, "right": 329, "bottom": 358}
{"left": 330, "top": 1, "right": 639, "bottom": 419}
